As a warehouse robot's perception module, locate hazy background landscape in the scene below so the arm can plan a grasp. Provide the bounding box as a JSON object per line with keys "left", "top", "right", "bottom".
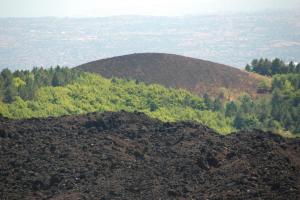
{"left": 1, "top": 2, "right": 300, "bottom": 70}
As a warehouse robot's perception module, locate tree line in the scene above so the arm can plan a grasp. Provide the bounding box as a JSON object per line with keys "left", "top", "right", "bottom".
{"left": 245, "top": 58, "right": 300, "bottom": 76}
{"left": 0, "top": 66, "right": 82, "bottom": 103}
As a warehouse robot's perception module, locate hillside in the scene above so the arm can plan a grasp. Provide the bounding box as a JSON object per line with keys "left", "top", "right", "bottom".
{"left": 76, "top": 53, "right": 268, "bottom": 98}
{"left": 1, "top": 111, "right": 300, "bottom": 199}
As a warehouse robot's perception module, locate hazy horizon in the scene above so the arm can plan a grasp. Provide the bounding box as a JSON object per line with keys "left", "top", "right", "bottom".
{"left": 1, "top": 12, "right": 299, "bottom": 70}
{"left": 1, "top": 0, "right": 299, "bottom": 17}
{"left": 1, "top": 0, "right": 299, "bottom": 70}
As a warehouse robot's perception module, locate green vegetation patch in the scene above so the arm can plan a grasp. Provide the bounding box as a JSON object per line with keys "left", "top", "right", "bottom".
{"left": 0, "top": 67, "right": 299, "bottom": 136}
{"left": 0, "top": 71, "right": 235, "bottom": 134}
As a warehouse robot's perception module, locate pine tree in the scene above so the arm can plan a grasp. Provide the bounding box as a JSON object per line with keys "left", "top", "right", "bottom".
{"left": 225, "top": 101, "right": 237, "bottom": 117}
{"left": 52, "top": 73, "right": 60, "bottom": 87}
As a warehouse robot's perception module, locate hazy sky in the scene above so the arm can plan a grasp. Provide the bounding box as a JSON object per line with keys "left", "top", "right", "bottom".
{"left": 1, "top": 0, "right": 299, "bottom": 17}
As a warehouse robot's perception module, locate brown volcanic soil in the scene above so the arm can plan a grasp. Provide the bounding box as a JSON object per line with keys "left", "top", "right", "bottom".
{"left": 76, "top": 53, "right": 268, "bottom": 98}
{"left": 1, "top": 111, "right": 300, "bottom": 200}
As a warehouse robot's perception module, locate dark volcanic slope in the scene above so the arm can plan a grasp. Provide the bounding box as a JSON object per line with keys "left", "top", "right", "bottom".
{"left": 1, "top": 113, "right": 300, "bottom": 200}
{"left": 76, "top": 53, "right": 266, "bottom": 97}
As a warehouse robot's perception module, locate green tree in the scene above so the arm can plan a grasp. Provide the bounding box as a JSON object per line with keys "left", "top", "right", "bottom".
{"left": 233, "top": 112, "right": 260, "bottom": 130}
{"left": 149, "top": 101, "right": 158, "bottom": 112}
{"left": 213, "top": 98, "right": 223, "bottom": 112}
{"left": 203, "top": 93, "right": 213, "bottom": 110}
{"left": 239, "top": 94, "right": 254, "bottom": 114}
{"left": 288, "top": 61, "right": 296, "bottom": 73}
{"left": 225, "top": 101, "right": 237, "bottom": 117}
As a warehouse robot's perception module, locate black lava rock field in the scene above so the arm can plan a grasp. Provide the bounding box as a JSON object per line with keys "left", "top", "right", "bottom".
{"left": 1, "top": 111, "right": 300, "bottom": 199}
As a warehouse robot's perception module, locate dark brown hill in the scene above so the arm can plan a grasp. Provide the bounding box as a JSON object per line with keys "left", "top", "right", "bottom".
{"left": 76, "top": 53, "right": 268, "bottom": 98}
{"left": 1, "top": 111, "right": 299, "bottom": 199}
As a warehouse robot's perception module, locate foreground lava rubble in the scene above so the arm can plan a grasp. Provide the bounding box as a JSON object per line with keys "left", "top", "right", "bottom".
{"left": 0, "top": 111, "right": 299, "bottom": 199}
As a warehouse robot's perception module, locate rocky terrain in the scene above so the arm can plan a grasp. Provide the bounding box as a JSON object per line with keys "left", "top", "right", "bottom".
{"left": 0, "top": 111, "right": 300, "bottom": 199}
{"left": 77, "top": 53, "right": 268, "bottom": 98}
